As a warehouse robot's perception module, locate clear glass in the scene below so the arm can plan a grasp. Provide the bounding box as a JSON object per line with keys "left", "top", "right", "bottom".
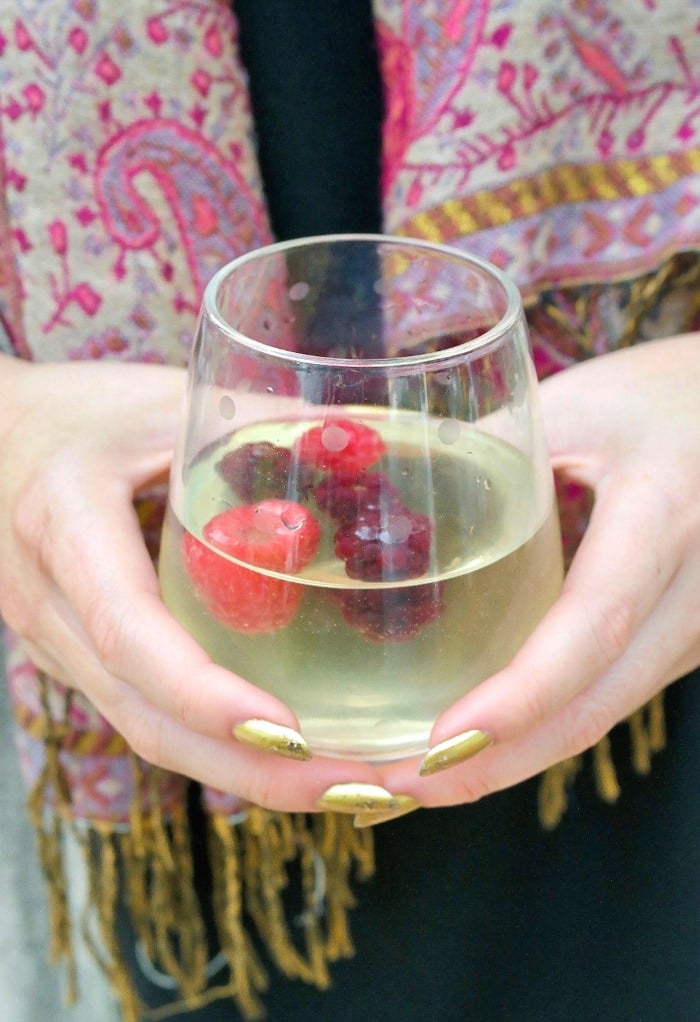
{"left": 159, "top": 235, "right": 563, "bottom": 762}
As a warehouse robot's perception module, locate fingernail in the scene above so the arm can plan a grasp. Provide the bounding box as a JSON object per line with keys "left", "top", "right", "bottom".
{"left": 233, "top": 719, "right": 312, "bottom": 762}
{"left": 353, "top": 795, "right": 422, "bottom": 829}
{"left": 419, "top": 729, "right": 492, "bottom": 777}
{"left": 317, "top": 783, "right": 399, "bottom": 814}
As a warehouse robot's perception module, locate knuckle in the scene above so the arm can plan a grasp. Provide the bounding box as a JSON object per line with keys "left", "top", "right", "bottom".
{"left": 11, "top": 482, "right": 45, "bottom": 551}
{"left": 0, "top": 586, "right": 47, "bottom": 644}
{"left": 0, "top": 590, "right": 30, "bottom": 637}
{"left": 122, "top": 713, "right": 164, "bottom": 768}
{"left": 12, "top": 466, "right": 66, "bottom": 574}
{"left": 169, "top": 674, "right": 203, "bottom": 731}
{"left": 248, "top": 772, "right": 286, "bottom": 811}
{"left": 518, "top": 681, "right": 552, "bottom": 728}
{"left": 88, "top": 604, "right": 129, "bottom": 675}
{"left": 559, "top": 695, "right": 615, "bottom": 759}
{"left": 451, "top": 769, "right": 492, "bottom": 805}
{"left": 15, "top": 637, "right": 59, "bottom": 679}
{"left": 587, "top": 595, "right": 636, "bottom": 668}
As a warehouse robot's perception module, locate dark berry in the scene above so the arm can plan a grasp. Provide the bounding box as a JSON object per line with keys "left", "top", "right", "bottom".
{"left": 334, "top": 507, "right": 433, "bottom": 581}
{"left": 217, "top": 441, "right": 314, "bottom": 503}
{"left": 340, "top": 582, "right": 445, "bottom": 642}
{"left": 314, "top": 470, "right": 403, "bottom": 524}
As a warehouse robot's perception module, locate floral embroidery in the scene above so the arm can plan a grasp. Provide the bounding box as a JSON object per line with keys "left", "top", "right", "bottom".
{"left": 0, "top": 0, "right": 271, "bottom": 365}
{"left": 375, "top": 0, "right": 700, "bottom": 295}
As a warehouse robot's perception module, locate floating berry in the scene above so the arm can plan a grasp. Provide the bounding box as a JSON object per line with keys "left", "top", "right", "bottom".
{"left": 334, "top": 507, "right": 433, "bottom": 581}
{"left": 293, "top": 418, "right": 385, "bottom": 475}
{"left": 217, "top": 441, "right": 314, "bottom": 503}
{"left": 314, "top": 470, "right": 404, "bottom": 524}
{"left": 203, "top": 499, "right": 320, "bottom": 571}
{"left": 184, "top": 539, "right": 303, "bottom": 633}
{"left": 340, "top": 582, "right": 445, "bottom": 642}
{"left": 183, "top": 500, "right": 320, "bottom": 633}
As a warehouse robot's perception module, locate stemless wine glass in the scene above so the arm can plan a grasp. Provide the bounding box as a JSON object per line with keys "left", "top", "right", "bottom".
{"left": 159, "top": 235, "right": 563, "bottom": 762}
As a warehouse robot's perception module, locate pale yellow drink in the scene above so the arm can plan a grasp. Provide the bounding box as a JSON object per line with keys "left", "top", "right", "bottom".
{"left": 159, "top": 414, "right": 563, "bottom": 761}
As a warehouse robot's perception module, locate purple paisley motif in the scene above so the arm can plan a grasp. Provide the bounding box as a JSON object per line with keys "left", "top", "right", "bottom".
{"left": 94, "top": 118, "right": 270, "bottom": 299}
{"left": 379, "top": 0, "right": 490, "bottom": 186}
{"left": 407, "top": 0, "right": 490, "bottom": 135}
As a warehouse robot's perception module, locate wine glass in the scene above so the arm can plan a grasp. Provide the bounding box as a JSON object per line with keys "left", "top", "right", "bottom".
{"left": 159, "top": 235, "right": 563, "bottom": 762}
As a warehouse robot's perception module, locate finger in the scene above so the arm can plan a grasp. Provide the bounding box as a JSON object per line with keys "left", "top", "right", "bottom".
{"left": 109, "top": 692, "right": 388, "bottom": 814}
{"left": 59, "top": 656, "right": 385, "bottom": 812}
{"left": 26, "top": 597, "right": 391, "bottom": 809}
{"left": 420, "top": 473, "right": 681, "bottom": 754}
{"left": 27, "top": 465, "right": 305, "bottom": 742}
{"left": 381, "top": 546, "right": 699, "bottom": 806}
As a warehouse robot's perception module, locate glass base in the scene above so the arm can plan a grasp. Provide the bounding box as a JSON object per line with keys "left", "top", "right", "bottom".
{"left": 300, "top": 717, "right": 431, "bottom": 762}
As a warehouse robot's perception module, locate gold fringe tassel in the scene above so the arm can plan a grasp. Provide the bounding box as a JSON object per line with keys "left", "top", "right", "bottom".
{"left": 27, "top": 672, "right": 377, "bottom": 1021}
{"left": 26, "top": 677, "right": 78, "bottom": 1004}
{"left": 79, "top": 824, "right": 143, "bottom": 1022}
{"left": 537, "top": 756, "right": 581, "bottom": 832}
{"left": 27, "top": 672, "right": 666, "bottom": 1019}
{"left": 537, "top": 692, "right": 667, "bottom": 830}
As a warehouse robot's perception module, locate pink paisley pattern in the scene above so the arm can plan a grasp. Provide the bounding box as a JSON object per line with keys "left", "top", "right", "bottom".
{"left": 0, "top": 0, "right": 271, "bottom": 365}
{"left": 94, "top": 118, "right": 267, "bottom": 302}
{"left": 376, "top": 0, "right": 700, "bottom": 297}
{"left": 376, "top": 0, "right": 490, "bottom": 187}
{"left": 0, "top": 0, "right": 698, "bottom": 827}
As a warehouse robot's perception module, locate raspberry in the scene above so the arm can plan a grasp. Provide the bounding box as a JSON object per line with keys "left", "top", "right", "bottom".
{"left": 217, "top": 441, "right": 314, "bottom": 503}
{"left": 313, "top": 470, "right": 403, "bottom": 524}
{"left": 333, "top": 507, "right": 433, "bottom": 581}
{"left": 184, "top": 539, "right": 304, "bottom": 632}
{"left": 340, "top": 582, "right": 445, "bottom": 642}
{"left": 204, "top": 500, "right": 320, "bottom": 572}
{"left": 293, "top": 418, "right": 385, "bottom": 475}
{"left": 183, "top": 500, "right": 320, "bottom": 633}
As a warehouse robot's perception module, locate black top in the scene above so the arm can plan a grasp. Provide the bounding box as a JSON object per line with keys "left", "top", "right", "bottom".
{"left": 234, "top": 0, "right": 383, "bottom": 239}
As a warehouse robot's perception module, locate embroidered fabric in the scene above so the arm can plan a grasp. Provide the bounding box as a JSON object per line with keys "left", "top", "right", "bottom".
{"left": 0, "top": 2, "right": 698, "bottom": 1018}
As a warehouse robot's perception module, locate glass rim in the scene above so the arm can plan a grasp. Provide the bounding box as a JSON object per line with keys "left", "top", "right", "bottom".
{"left": 203, "top": 233, "right": 523, "bottom": 369}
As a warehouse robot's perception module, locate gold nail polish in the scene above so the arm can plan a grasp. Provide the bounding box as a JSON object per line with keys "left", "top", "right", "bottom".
{"left": 233, "top": 719, "right": 312, "bottom": 761}
{"left": 353, "top": 795, "right": 422, "bottom": 829}
{"left": 419, "top": 729, "right": 492, "bottom": 777}
{"left": 317, "top": 783, "right": 399, "bottom": 814}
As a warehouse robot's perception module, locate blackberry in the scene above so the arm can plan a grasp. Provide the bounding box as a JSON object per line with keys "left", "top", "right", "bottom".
{"left": 340, "top": 582, "right": 445, "bottom": 642}
{"left": 334, "top": 507, "right": 433, "bottom": 581}
{"left": 314, "top": 470, "right": 403, "bottom": 524}
{"left": 217, "top": 441, "right": 314, "bottom": 503}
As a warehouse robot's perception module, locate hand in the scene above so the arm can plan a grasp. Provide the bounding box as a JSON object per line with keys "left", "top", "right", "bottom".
{"left": 0, "top": 357, "right": 389, "bottom": 813}
{"left": 378, "top": 333, "right": 700, "bottom": 808}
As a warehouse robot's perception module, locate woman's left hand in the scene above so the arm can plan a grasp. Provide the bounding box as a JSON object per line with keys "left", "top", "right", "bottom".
{"left": 378, "top": 332, "right": 700, "bottom": 808}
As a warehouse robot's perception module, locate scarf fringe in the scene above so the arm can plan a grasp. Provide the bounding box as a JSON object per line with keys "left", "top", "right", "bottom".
{"left": 538, "top": 691, "right": 666, "bottom": 830}
{"left": 27, "top": 771, "right": 374, "bottom": 1020}
{"left": 26, "top": 694, "right": 665, "bottom": 1018}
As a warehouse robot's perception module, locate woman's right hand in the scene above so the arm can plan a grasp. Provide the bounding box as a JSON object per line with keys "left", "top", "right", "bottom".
{"left": 0, "top": 356, "right": 389, "bottom": 813}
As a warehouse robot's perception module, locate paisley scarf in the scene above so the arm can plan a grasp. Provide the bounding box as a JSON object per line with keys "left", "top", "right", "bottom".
{"left": 1, "top": 2, "right": 699, "bottom": 1017}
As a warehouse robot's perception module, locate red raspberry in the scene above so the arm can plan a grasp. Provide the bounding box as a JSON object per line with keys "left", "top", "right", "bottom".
{"left": 183, "top": 500, "right": 320, "bottom": 633}
{"left": 333, "top": 507, "right": 433, "bottom": 581}
{"left": 340, "top": 582, "right": 445, "bottom": 642}
{"left": 293, "top": 418, "right": 385, "bottom": 475}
